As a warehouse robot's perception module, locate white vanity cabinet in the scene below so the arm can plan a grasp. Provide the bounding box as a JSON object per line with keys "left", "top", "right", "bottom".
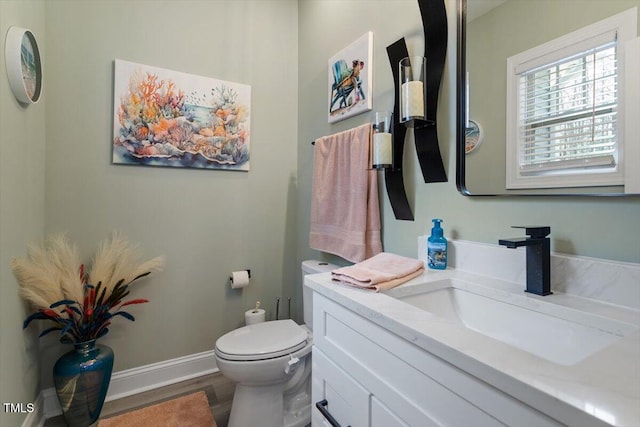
{"left": 311, "top": 292, "right": 562, "bottom": 427}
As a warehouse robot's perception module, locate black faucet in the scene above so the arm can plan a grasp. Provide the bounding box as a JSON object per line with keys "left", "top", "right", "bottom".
{"left": 499, "top": 226, "right": 552, "bottom": 296}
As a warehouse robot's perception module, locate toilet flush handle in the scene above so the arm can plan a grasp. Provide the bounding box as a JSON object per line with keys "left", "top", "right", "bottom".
{"left": 284, "top": 354, "right": 300, "bottom": 374}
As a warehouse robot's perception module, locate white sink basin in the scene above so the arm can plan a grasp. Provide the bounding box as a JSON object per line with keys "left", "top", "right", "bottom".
{"left": 389, "top": 280, "right": 637, "bottom": 366}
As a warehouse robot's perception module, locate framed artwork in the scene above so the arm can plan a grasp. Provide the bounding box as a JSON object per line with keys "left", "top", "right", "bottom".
{"left": 4, "top": 27, "right": 42, "bottom": 104}
{"left": 112, "top": 59, "right": 251, "bottom": 171}
{"left": 328, "top": 32, "right": 373, "bottom": 123}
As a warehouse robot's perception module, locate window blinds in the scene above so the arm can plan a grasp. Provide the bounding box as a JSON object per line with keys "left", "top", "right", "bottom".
{"left": 516, "top": 33, "right": 618, "bottom": 174}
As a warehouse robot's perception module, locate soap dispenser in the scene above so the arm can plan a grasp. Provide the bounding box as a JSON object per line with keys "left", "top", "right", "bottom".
{"left": 427, "top": 219, "right": 447, "bottom": 270}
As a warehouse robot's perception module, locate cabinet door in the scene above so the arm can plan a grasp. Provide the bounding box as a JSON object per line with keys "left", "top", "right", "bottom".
{"left": 371, "top": 396, "right": 426, "bottom": 427}
{"left": 312, "top": 347, "right": 370, "bottom": 427}
{"left": 313, "top": 292, "right": 564, "bottom": 427}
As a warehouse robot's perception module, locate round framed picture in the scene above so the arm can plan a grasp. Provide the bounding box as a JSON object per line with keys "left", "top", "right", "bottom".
{"left": 465, "top": 120, "right": 483, "bottom": 154}
{"left": 4, "top": 26, "right": 42, "bottom": 104}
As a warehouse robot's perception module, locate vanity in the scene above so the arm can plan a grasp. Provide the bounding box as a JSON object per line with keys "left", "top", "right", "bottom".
{"left": 305, "top": 243, "right": 640, "bottom": 427}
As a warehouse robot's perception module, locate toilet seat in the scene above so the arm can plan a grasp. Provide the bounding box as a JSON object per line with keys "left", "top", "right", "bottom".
{"left": 215, "top": 319, "right": 309, "bottom": 361}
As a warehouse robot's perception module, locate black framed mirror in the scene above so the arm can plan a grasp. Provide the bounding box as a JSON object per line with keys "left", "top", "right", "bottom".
{"left": 456, "top": 0, "right": 640, "bottom": 196}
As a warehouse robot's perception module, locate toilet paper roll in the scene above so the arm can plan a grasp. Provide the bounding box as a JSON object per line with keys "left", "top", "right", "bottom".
{"left": 231, "top": 270, "right": 250, "bottom": 289}
{"left": 245, "top": 309, "right": 266, "bottom": 325}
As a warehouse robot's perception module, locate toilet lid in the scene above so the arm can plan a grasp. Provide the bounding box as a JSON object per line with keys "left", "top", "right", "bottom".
{"left": 215, "top": 319, "right": 309, "bottom": 361}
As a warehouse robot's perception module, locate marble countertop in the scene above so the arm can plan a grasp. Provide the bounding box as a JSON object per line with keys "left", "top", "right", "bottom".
{"left": 305, "top": 268, "right": 640, "bottom": 427}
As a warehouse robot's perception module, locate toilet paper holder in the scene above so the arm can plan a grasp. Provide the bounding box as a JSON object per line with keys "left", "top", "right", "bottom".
{"left": 229, "top": 269, "right": 251, "bottom": 284}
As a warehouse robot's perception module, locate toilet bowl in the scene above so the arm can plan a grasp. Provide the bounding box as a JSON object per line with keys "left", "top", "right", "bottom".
{"left": 215, "top": 320, "right": 312, "bottom": 427}
{"left": 214, "top": 260, "right": 337, "bottom": 427}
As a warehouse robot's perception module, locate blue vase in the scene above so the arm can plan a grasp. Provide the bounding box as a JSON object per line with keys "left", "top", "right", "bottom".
{"left": 53, "top": 340, "right": 114, "bottom": 427}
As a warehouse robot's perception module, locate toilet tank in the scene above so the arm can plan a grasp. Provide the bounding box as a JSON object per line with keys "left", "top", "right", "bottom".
{"left": 302, "top": 260, "right": 338, "bottom": 331}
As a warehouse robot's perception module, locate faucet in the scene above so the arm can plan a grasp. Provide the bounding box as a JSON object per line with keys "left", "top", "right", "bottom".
{"left": 498, "top": 226, "right": 552, "bottom": 296}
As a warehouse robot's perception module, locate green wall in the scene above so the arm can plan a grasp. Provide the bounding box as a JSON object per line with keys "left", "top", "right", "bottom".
{"left": 296, "top": 0, "right": 640, "bottom": 292}
{"left": 38, "top": 0, "right": 299, "bottom": 387}
{"left": 1, "top": 1, "right": 46, "bottom": 426}
{"left": 1, "top": 2, "right": 639, "bottom": 426}
{"left": 0, "top": 2, "right": 299, "bottom": 413}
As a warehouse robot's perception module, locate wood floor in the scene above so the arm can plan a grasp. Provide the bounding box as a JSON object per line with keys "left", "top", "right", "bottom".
{"left": 43, "top": 372, "right": 234, "bottom": 427}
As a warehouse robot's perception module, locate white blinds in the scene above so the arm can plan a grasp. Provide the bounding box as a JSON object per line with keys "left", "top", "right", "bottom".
{"left": 517, "top": 34, "right": 618, "bottom": 174}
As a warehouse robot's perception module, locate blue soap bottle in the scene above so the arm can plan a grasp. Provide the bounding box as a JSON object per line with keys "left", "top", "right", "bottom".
{"left": 427, "top": 219, "right": 447, "bottom": 270}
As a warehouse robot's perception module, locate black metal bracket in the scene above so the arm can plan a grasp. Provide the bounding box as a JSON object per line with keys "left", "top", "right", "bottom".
{"left": 385, "top": 39, "right": 414, "bottom": 221}
{"left": 416, "top": 0, "right": 448, "bottom": 183}
{"left": 383, "top": 0, "right": 448, "bottom": 221}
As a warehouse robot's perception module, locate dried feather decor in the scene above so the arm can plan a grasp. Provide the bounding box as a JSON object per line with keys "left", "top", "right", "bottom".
{"left": 11, "top": 232, "right": 165, "bottom": 344}
{"left": 88, "top": 232, "right": 165, "bottom": 301}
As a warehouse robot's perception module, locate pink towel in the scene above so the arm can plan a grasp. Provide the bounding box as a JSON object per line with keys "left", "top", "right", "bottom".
{"left": 332, "top": 252, "right": 425, "bottom": 292}
{"left": 309, "top": 123, "right": 383, "bottom": 262}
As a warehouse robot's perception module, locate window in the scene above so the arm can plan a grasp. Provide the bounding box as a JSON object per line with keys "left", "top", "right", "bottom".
{"left": 506, "top": 9, "right": 637, "bottom": 189}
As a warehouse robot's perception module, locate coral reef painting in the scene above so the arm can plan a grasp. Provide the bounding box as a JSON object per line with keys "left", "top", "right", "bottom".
{"left": 113, "top": 59, "right": 251, "bottom": 171}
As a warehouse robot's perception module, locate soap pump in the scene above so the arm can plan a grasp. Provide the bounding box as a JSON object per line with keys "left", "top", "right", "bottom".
{"left": 427, "top": 219, "right": 447, "bottom": 270}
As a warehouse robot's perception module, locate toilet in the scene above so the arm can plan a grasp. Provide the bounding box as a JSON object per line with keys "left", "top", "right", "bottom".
{"left": 214, "top": 260, "right": 337, "bottom": 427}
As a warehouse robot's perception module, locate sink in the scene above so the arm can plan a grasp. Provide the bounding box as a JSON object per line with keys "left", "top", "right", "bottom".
{"left": 389, "top": 280, "right": 637, "bottom": 366}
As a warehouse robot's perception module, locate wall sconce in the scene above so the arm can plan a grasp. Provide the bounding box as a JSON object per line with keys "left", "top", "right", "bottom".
{"left": 399, "top": 56, "right": 427, "bottom": 123}
{"left": 382, "top": 0, "right": 448, "bottom": 221}
{"left": 372, "top": 111, "right": 393, "bottom": 169}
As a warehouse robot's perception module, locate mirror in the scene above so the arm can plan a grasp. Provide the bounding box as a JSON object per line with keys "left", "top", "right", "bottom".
{"left": 457, "top": 0, "right": 639, "bottom": 195}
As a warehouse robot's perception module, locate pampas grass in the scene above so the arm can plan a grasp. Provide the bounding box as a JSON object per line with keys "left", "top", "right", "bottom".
{"left": 11, "top": 234, "right": 82, "bottom": 311}
{"left": 12, "top": 231, "right": 165, "bottom": 343}
{"left": 88, "top": 231, "right": 165, "bottom": 299}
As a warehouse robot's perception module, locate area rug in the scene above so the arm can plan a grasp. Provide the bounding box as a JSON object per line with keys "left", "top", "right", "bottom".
{"left": 98, "top": 391, "right": 217, "bottom": 427}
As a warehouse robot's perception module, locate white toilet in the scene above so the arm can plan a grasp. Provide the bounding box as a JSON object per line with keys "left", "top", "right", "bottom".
{"left": 214, "top": 260, "right": 337, "bottom": 427}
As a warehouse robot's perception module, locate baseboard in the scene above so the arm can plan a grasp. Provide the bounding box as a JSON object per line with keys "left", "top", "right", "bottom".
{"left": 20, "top": 392, "right": 45, "bottom": 427}
{"left": 105, "top": 349, "right": 219, "bottom": 402}
{"left": 25, "top": 349, "right": 218, "bottom": 427}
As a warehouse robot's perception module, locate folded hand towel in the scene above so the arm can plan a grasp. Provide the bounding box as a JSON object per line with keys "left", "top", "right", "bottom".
{"left": 309, "top": 123, "right": 383, "bottom": 263}
{"left": 331, "top": 252, "right": 425, "bottom": 292}
{"left": 336, "top": 267, "right": 425, "bottom": 292}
